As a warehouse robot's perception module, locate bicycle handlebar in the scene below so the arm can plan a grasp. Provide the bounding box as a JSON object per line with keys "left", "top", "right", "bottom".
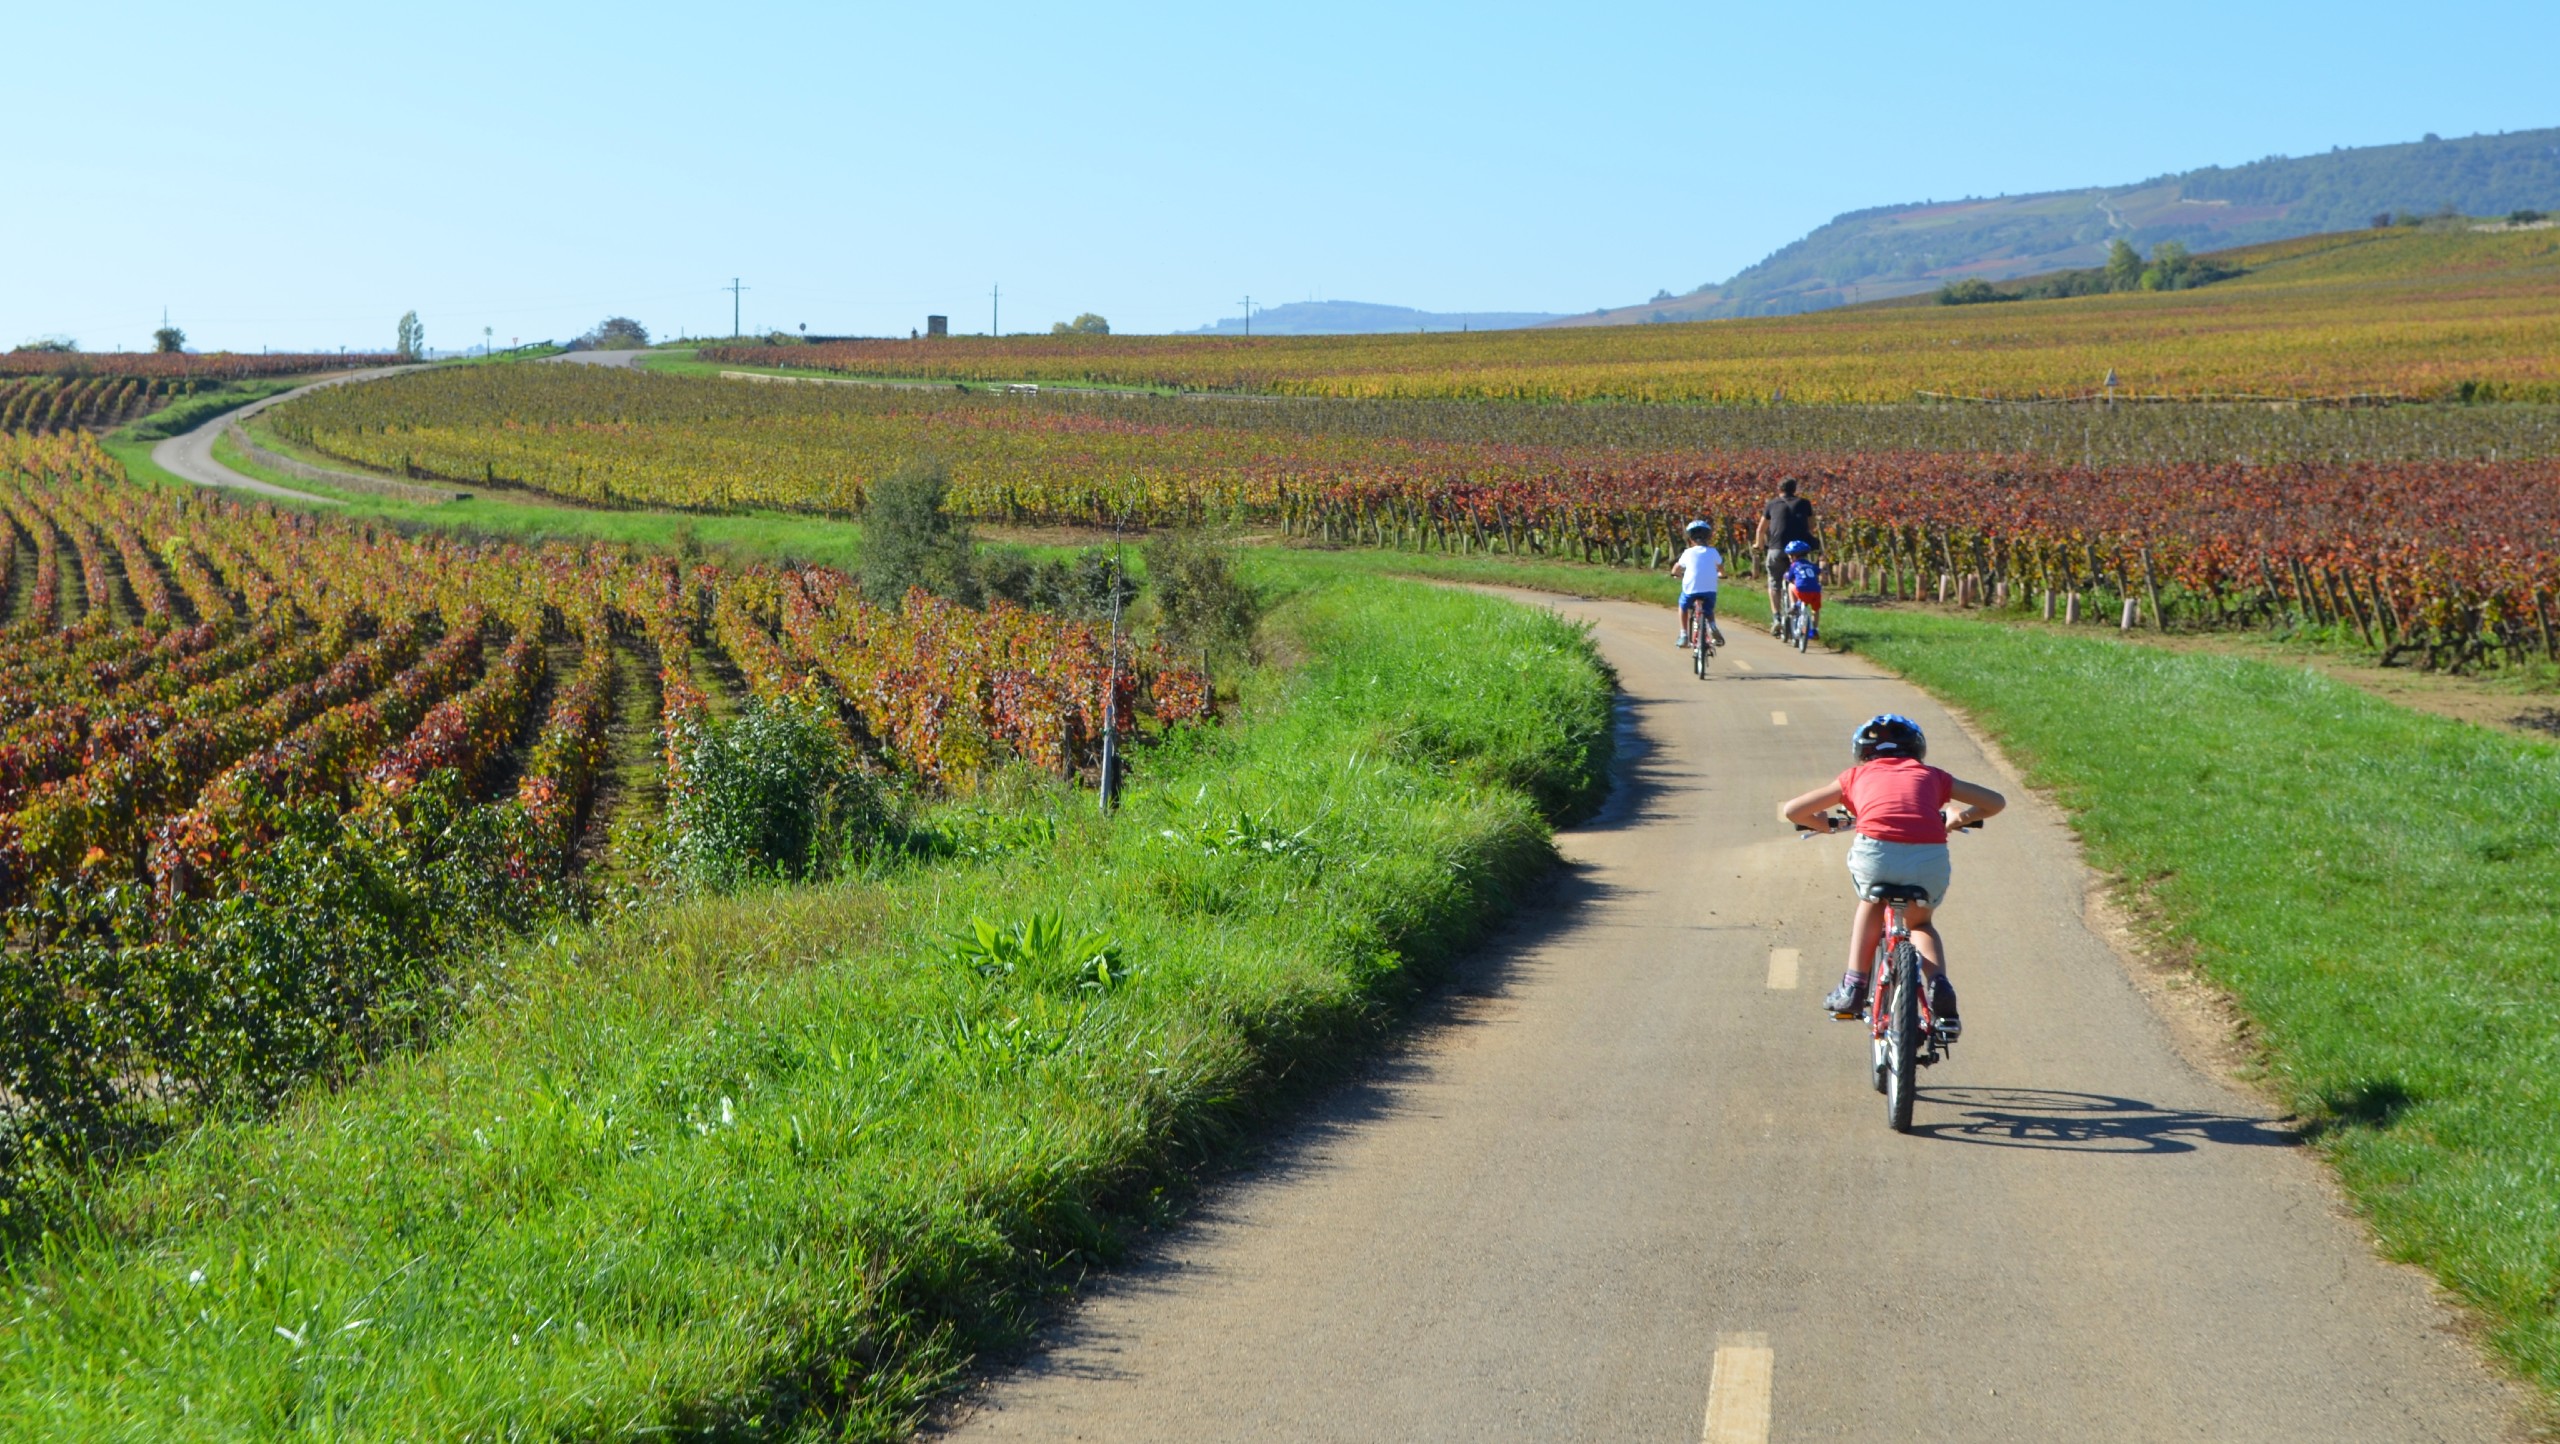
{"left": 1796, "top": 811, "right": 1987, "bottom": 839}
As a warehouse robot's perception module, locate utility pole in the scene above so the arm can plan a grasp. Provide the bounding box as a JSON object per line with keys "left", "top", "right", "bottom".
{"left": 1240, "top": 295, "right": 1253, "bottom": 337}
{"left": 725, "top": 277, "right": 750, "bottom": 338}
{"left": 990, "top": 283, "right": 1000, "bottom": 337}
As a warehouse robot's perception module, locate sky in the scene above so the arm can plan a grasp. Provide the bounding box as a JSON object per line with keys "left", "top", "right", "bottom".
{"left": 8, "top": 2, "right": 2559, "bottom": 350}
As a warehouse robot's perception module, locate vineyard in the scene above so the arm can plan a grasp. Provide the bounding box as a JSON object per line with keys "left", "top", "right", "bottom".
{"left": 0, "top": 375, "right": 201, "bottom": 435}
{"left": 706, "top": 227, "right": 2560, "bottom": 403}
{"left": 265, "top": 364, "right": 2560, "bottom": 668}
{"left": 0, "top": 350, "right": 396, "bottom": 380}
{"left": 0, "top": 432, "right": 1206, "bottom": 1190}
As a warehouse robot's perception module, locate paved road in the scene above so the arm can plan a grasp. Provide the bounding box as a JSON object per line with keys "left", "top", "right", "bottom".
{"left": 149, "top": 365, "right": 420, "bottom": 502}
{"left": 938, "top": 593, "right": 2526, "bottom": 1442}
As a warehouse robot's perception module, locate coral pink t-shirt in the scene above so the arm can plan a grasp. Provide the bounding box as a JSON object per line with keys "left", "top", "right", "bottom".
{"left": 1837, "top": 757, "right": 1956, "bottom": 844}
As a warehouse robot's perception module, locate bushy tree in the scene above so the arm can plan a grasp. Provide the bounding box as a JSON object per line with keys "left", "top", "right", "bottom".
{"left": 1143, "top": 530, "right": 1260, "bottom": 669}
{"left": 2103, "top": 239, "right": 2145, "bottom": 292}
{"left": 1049, "top": 312, "right": 1111, "bottom": 336}
{"left": 857, "top": 458, "right": 978, "bottom": 605}
{"left": 152, "top": 326, "right": 185, "bottom": 354}
{"left": 581, "top": 316, "right": 650, "bottom": 349}
{"left": 395, "top": 311, "right": 425, "bottom": 361}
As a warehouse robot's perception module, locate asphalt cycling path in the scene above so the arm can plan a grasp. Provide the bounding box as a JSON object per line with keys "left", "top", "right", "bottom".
{"left": 936, "top": 592, "right": 2527, "bottom": 1442}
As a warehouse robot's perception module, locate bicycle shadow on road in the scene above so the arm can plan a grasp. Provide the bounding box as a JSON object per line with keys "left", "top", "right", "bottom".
{"left": 1908, "top": 1087, "right": 2300, "bottom": 1155}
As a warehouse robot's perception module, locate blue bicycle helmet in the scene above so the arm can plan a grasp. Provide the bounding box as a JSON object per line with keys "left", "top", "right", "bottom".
{"left": 1683, "top": 518, "right": 1713, "bottom": 539}
{"left": 1784, "top": 539, "right": 1814, "bottom": 557}
{"left": 1852, "top": 713, "right": 1926, "bottom": 762}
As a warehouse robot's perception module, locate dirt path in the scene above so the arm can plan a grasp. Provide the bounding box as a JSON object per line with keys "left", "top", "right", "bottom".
{"left": 935, "top": 594, "right": 2528, "bottom": 1442}
{"left": 149, "top": 366, "right": 420, "bottom": 502}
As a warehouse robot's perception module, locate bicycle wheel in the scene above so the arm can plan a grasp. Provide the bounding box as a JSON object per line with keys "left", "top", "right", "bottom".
{"left": 1694, "top": 636, "right": 1709, "bottom": 678}
{"left": 1884, "top": 942, "right": 1921, "bottom": 1131}
{"left": 1794, "top": 603, "right": 1811, "bottom": 653}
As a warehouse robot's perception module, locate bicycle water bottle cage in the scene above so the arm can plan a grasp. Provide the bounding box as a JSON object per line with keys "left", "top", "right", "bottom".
{"left": 1861, "top": 883, "right": 1932, "bottom": 904}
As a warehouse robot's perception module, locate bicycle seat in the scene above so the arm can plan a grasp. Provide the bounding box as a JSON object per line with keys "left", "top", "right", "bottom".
{"left": 1860, "top": 883, "right": 1932, "bottom": 904}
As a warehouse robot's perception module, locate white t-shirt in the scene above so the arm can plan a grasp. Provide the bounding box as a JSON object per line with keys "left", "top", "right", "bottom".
{"left": 1674, "top": 544, "right": 1722, "bottom": 597}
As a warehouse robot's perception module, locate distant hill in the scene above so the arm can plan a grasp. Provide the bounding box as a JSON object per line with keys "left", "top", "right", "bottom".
{"left": 1189, "top": 300, "right": 1564, "bottom": 336}
{"left": 1565, "top": 126, "right": 2560, "bottom": 325}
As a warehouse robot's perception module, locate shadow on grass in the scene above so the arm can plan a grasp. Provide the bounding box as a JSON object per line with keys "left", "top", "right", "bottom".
{"left": 1908, "top": 1087, "right": 2302, "bottom": 1155}
{"left": 2300, "top": 1079, "right": 2420, "bottom": 1141}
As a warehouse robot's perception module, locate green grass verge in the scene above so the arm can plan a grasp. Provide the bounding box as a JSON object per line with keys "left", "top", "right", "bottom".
{"left": 208, "top": 425, "right": 880, "bottom": 573}
{"left": 0, "top": 569, "right": 1614, "bottom": 1438}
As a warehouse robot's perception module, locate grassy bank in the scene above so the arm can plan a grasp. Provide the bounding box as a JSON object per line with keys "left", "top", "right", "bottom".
{"left": 0, "top": 570, "right": 1613, "bottom": 1439}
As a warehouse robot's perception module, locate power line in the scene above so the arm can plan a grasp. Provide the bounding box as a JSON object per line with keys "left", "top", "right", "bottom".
{"left": 990, "top": 282, "right": 1000, "bottom": 337}
{"left": 725, "top": 277, "right": 750, "bottom": 338}
{"left": 1240, "top": 294, "right": 1253, "bottom": 337}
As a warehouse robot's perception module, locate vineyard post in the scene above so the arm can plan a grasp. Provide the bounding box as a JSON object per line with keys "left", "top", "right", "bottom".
{"left": 2256, "top": 557, "right": 2287, "bottom": 629}
{"left": 2336, "top": 568, "right": 2376, "bottom": 648}
{"left": 1098, "top": 547, "right": 1124, "bottom": 815}
{"left": 2139, "top": 548, "right": 2164, "bottom": 630}
{"left": 2537, "top": 590, "right": 2558, "bottom": 661}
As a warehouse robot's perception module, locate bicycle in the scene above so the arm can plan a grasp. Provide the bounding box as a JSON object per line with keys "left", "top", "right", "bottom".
{"left": 1681, "top": 598, "right": 1716, "bottom": 679}
{"left": 1780, "top": 593, "right": 1815, "bottom": 653}
{"left": 1801, "top": 811, "right": 1982, "bottom": 1132}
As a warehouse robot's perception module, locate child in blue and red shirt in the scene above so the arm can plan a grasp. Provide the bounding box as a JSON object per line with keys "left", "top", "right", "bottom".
{"left": 1781, "top": 539, "right": 1824, "bottom": 640}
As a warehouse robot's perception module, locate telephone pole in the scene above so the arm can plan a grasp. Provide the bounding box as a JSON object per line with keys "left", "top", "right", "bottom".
{"left": 725, "top": 277, "right": 750, "bottom": 338}
{"left": 1240, "top": 295, "right": 1254, "bottom": 337}
{"left": 990, "top": 283, "right": 1000, "bottom": 337}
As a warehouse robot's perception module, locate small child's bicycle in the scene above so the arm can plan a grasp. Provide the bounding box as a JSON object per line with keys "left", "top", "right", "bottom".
{"left": 1682, "top": 599, "right": 1716, "bottom": 679}
{"left": 1800, "top": 811, "right": 1983, "bottom": 1132}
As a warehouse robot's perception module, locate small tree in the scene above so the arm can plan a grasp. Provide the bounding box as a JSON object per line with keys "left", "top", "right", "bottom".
{"left": 2103, "top": 239, "right": 2144, "bottom": 293}
{"left": 152, "top": 326, "right": 186, "bottom": 354}
{"left": 584, "top": 316, "right": 649, "bottom": 349}
{"left": 1049, "top": 312, "right": 1111, "bottom": 336}
{"left": 395, "top": 311, "right": 425, "bottom": 361}
{"left": 1143, "top": 530, "right": 1261, "bottom": 670}
{"left": 857, "top": 458, "right": 979, "bottom": 606}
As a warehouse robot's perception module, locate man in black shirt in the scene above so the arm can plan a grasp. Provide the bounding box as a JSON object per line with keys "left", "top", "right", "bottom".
{"left": 1752, "top": 478, "right": 1818, "bottom": 632}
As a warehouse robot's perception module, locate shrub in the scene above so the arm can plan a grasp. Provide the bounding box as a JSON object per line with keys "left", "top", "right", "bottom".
{"left": 665, "top": 696, "right": 883, "bottom": 892}
{"left": 1936, "top": 278, "right": 2008, "bottom": 305}
{"left": 1143, "top": 530, "right": 1261, "bottom": 668}
{"left": 857, "top": 458, "right": 979, "bottom": 605}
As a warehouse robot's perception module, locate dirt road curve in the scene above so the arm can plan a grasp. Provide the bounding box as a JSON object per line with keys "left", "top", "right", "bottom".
{"left": 149, "top": 365, "right": 419, "bottom": 502}
{"left": 938, "top": 593, "right": 2526, "bottom": 1442}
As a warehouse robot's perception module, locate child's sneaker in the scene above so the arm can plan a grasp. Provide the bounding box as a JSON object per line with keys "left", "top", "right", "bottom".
{"left": 1806, "top": 624, "right": 1821, "bottom": 640}
{"left": 1823, "top": 975, "right": 1870, "bottom": 1017}
{"left": 1930, "top": 975, "right": 1961, "bottom": 1038}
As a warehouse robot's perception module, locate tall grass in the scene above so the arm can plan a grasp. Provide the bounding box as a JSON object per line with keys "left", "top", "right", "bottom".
{"left": 0, "top": 572, "right": 1612, "bottom": 1439}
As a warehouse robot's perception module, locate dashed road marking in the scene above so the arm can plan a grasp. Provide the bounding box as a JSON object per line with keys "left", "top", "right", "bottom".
{"left": 1770, "top": 710, "right": 1789, "bottom": 726}
{"left": 1766, "top": 948, "right": 1799, "bottom": 990}
{"left": 1732, "top": 658, "right": 1754, "bottom": 671}
{"left": 1702, "top": 1331, "right": 1773, "bottom": 1444}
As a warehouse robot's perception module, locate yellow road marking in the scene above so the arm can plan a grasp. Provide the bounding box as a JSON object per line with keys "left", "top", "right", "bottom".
{"left": 1770, "top": 710, "right": 1789, "bottom": 726}
{"left": 1702, "top": 1332, "right": 1773, "bottom": 1444}
{"left": 1766, "top": 948, "right": 1799, "bottom": 990}
{"left": 1732, "top": 658, "right": 1754, "bottom": 671}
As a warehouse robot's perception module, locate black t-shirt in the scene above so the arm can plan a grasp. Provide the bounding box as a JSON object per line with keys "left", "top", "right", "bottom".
{"left": 1762, "top": 495, "right": 1816, "bottom": 550}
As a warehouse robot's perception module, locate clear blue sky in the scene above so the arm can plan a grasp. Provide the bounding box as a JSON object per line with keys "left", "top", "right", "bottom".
{"left": 12, "top": 2, "right": 2558, "bottom": 350}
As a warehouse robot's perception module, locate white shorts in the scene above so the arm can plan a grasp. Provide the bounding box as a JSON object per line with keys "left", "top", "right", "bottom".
{"left": 1847, "top": 835, "right": 1951, "bottom": 907}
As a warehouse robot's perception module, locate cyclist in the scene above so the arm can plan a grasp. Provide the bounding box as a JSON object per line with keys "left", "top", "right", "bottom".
{"left": 1669, "top": 519, "right": 1726, "bottom": 649}
{"left": 1750, "top": 477, "right": 1818, "bottom": 634}
{"left": 1776, "top": 714, "right": 2006, "bottom": 1037}
{"left": 1780, "top": 539, "right": 1824, "bottom": 642}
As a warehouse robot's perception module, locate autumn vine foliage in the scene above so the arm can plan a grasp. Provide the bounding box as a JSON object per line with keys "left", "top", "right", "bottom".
{"left": 0, "top": 433, "right": 1207, "bottom": 1194}
{"left": 270, "top": 365, "right": 2560, "bottom": 668}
